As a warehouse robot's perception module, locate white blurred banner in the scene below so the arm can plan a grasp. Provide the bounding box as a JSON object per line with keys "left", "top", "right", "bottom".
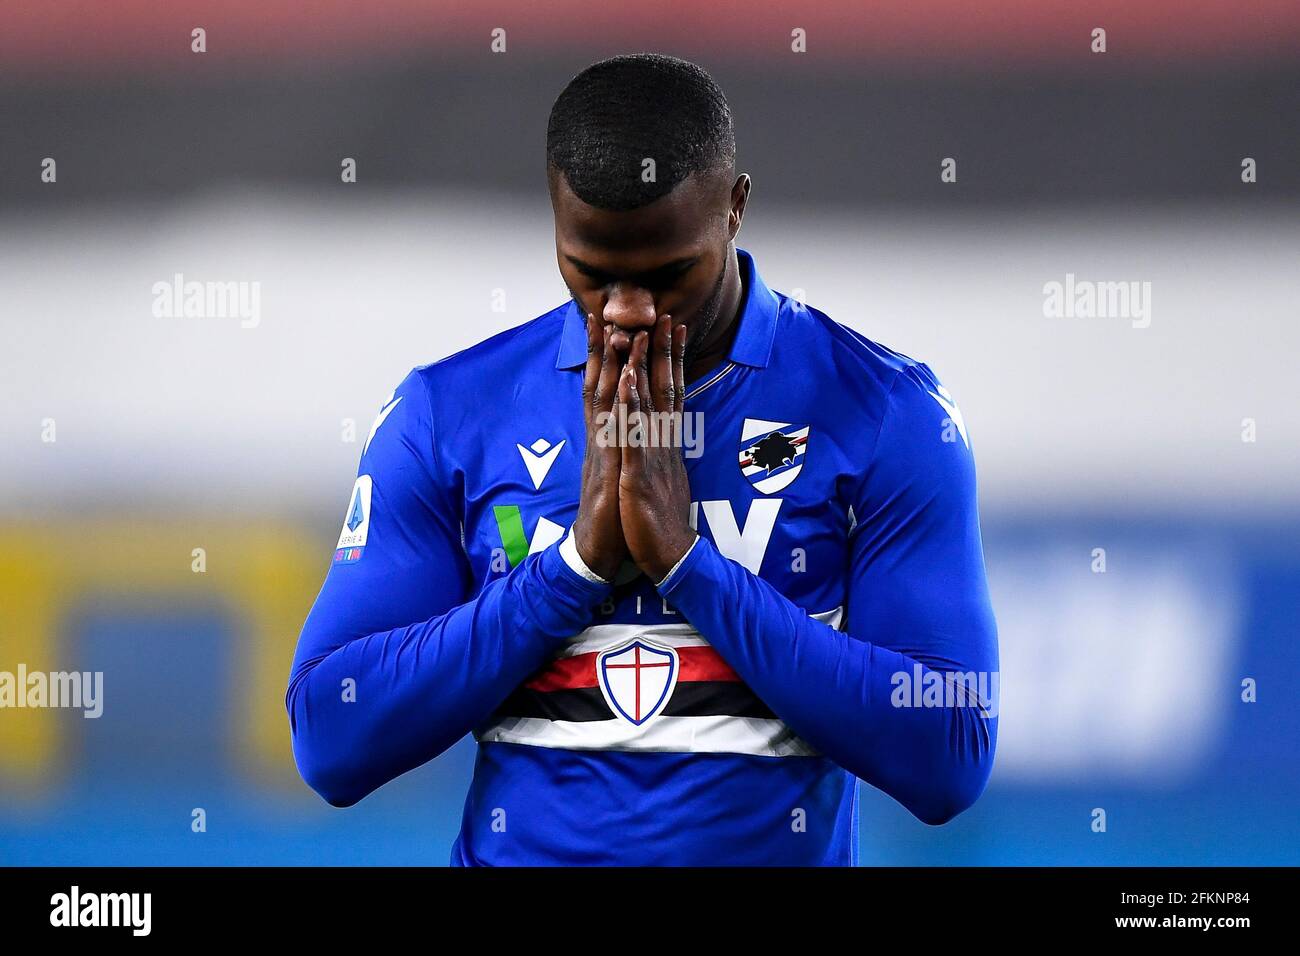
{"left": 4, "top": 190, "right": 1297, "bottom": 516}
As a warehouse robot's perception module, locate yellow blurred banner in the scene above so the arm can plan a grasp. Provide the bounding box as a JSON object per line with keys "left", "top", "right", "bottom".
{"left": 0, "top": 522, "right": 323, "bottom": 791}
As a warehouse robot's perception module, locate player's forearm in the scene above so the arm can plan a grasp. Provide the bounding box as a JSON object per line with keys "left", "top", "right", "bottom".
{"left": 286, "top": 541, "right": 609, "bottom": 807}
{"left": 657, "top": 537, "right": 997, "bottom": 826}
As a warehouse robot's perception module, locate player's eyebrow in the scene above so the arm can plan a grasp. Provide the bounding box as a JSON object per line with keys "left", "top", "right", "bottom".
{"left": 566, "top": 255, "right": 697, "bottom": 283}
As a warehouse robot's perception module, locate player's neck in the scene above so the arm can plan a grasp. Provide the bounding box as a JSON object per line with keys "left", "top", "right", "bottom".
{"left": 685, "top": 247, "right": 746, "bottom": 384}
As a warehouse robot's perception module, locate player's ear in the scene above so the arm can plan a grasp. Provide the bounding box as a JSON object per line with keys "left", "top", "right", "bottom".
{"left": 728, "top": 173, "right": 750, "bottom": 240}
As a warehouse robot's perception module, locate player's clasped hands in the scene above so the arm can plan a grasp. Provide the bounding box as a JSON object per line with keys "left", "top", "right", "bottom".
{"left": 574, "top": 312, "right": 696, "bottom": 583}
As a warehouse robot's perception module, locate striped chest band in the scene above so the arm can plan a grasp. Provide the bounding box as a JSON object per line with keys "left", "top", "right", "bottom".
{"left": 475, "top": 608, "right": 843, "bottom": 757}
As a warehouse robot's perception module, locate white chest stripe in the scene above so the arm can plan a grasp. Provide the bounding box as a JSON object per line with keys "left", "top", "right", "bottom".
{"left": 481, "top": 715, "right": 819, "bottom": 758}
{"left": 556, "top": 607, "right": 842, "bottom": 658}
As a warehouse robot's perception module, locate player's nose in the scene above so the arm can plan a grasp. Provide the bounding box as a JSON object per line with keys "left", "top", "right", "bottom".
{"left": 602, "top": 284, "right": 657, "bottom": 353}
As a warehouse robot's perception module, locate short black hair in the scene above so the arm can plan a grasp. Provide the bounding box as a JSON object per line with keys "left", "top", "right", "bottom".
{"left": 546, "top": 53, "right": 735, "bottom": 211}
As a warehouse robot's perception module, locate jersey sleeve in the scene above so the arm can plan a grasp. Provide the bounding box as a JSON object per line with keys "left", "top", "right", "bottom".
{"left": 656, "top": 363, "right": 999, "bottom": 824}
{"left": 286, "top": 368, "right": 611, "bottom": 807}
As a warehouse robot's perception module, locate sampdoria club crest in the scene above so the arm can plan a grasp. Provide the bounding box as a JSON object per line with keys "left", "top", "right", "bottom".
{"left": 597, "top": 639, "right": 680, "bottom": 727}
{"left": 739, "top": 419, "right": 809, "bottom": 494}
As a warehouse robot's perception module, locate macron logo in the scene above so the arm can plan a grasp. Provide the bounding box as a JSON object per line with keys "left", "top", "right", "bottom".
{"left": 927, "top": 385, "right": 969, "bottom": 449}
{"left": 364, "top": 395, "right": 402, "bottom": 455}
{"left": 517, "top": 438, "right": 565, "bottom": 489}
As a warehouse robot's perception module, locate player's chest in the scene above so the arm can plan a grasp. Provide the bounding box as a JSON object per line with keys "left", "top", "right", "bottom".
{"left": 455, "top": 394, "right": 852, "bottom": 597}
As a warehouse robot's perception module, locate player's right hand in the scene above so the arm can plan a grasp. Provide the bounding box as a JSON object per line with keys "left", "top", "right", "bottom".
{"left": 573, "top": 312, "right": 628, "bottom": 581}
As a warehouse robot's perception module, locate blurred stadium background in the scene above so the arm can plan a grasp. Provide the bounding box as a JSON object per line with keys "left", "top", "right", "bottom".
{"left": 2, "top": 1, "right": 1298, "bottom": 864}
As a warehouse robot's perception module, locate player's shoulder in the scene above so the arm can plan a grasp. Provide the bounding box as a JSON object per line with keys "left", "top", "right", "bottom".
{"left": 364, "top": 305, "right": 569, "bottom": 461}
{"left": 773, "top": 299, "right": 973, "bottom": 468}
{"left": 778, "top": 299, "right": 944, "bottom": 408}
{"left": 406, "top": 303, "right": 570, "bottom": 394}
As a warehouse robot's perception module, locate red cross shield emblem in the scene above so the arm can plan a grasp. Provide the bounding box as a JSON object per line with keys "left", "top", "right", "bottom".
{"left": 597, "top": 639, "right": 680, "bottom": 726}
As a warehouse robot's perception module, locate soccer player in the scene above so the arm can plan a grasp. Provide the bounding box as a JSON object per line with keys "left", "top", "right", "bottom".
{"left": 286, "top": 53, "right": 998, "bottom": 865}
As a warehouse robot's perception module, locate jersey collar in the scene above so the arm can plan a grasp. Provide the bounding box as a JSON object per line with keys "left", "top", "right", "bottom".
{"left": 555, "top": 247, "right": 780, "bottom": 370}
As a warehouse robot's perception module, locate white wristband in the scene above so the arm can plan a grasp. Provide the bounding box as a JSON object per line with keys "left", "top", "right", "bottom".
{"left": 655, "top": 535, "right": 700, "bottom": 588}
{"left": 559, "top": 527, "right": 612, "bottom": 585}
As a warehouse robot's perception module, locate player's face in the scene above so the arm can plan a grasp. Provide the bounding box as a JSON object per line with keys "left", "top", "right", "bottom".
{"left": 550, "top": 168, "right": 747, "bottom": 362}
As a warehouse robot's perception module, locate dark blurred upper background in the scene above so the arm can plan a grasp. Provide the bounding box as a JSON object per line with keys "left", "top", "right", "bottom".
{"left": 3, "top": 0, "right": 1299, "bottom": 206}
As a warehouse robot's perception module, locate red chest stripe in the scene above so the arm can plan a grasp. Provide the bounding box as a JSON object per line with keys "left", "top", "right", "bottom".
{"left": 524, "top": 645, "right": 739, "bottom": 693}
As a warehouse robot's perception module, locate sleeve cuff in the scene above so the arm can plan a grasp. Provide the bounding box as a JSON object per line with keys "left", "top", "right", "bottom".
{"left": 559, "top": 526, "right": 612, "bottom": 585}
{"left": 654, "top": 534, "right": 701, "bottom": 589}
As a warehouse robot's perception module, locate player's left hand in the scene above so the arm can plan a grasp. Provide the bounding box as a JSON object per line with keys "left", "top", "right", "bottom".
{"left": 617, "top": 315, "right": 697, "bottom": 582}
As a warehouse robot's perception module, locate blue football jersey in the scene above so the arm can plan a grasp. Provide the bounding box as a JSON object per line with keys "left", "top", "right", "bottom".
{"left": 287, "top": 247, "right": 999, "bottom": 865}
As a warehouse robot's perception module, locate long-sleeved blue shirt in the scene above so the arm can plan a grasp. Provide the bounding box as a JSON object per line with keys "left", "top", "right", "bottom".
{"left": 287, "top": 247, "right": 999, "bottom": 865}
